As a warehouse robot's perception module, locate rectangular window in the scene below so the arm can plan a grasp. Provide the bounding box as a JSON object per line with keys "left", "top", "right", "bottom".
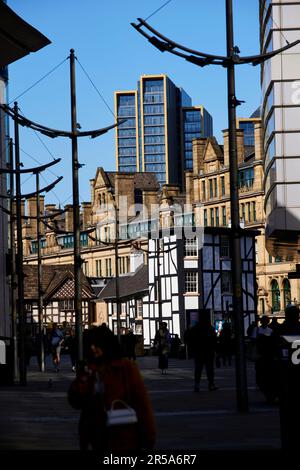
{"left": 268, "top": 254, "right": 273, "bottom": 263}
{"left": 214, "top": 178, "right": 218, "bottom": 198}
{"left": 222, "top": 206, "right": 226, "bottom": 226}
{"left": 184, "top": 271, "right": 198, "bottom": 293}
{"left": 184, "top": 238, "right": 198, "bottom": 257}
{"left": 83, "top": 261, "right": 89, "bottom": 276}
{"left": 241, "top": 203, "right": 245, "bottom": 223}
{"left": 136, "top": 299, "right": 143, "bottom": 318}
{"left": 221, "top": 176, "right": 225, "bottom": 196}
{"left": 215, "top": 207, "right": 219, "bottom": 227}
{"left": 202, "top": 180, "right": 206, "bottom": 200}
{"left": 96, "top": 259, "right": 102, "bottom": 277}
{"left": 204, "top": 209, "right": 207, "bottom": 227}
{"left": 104, "top": 226, "right": 111, "bottom": 243}
{"left": 247, "top": 202, "right": 251, "bottom": 222}
{"left": 252, "top": 202, "right": 256, "bottom": 221}
{"left": 221, "top": 271, "right": 232, "bottom": 294}
{"left": 210, "top": 208, "right": 214, "bottom": 226}
{"left": 209, "top": 180, "right": 213, "bottom": 199}
{"left": 106, "top": 258, "right": 112, "bottom": 276}
{"left": 220, "top": 236, "right": 230, "bottom": 258}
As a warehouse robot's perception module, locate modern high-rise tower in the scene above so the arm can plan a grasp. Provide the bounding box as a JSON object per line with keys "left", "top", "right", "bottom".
{"left": 115, "top": 74, "right": 213, "bottom": 187}
{"left": 260, "top": 0, "right": 300, "bottom": 258}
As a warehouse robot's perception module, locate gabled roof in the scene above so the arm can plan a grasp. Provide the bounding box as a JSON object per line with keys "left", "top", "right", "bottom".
{"left": 98, "top": 265, "right": 148, "bottom": 302}
{"left": 93, "top": 168, "right": 159, "bottom": 191}
{"left": 23, "top": 264, "right": 94, "bottom": 303}
{"left": 203, "top": 137, "right": 224, "bottom": 162}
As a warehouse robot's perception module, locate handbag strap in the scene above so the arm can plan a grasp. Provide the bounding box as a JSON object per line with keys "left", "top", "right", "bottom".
{"left": 110, "top": 399, "right": 131, "bottom": 410}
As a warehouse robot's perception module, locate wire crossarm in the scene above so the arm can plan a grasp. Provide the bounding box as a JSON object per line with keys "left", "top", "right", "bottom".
{"left": 131, "top": 17, "right": 300, "bottom": 67}
{"left": 0, "top": 176, "right": 63, "bottom": 200}
{"left": 0, "top": 104, "right": 125, "bottom": 139}
{"left": 0, "top": 158, "right": 61, "bottom": 174}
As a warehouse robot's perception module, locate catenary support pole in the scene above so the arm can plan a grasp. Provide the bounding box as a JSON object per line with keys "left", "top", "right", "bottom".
{"left": 226, "top": 0, "right": 248, "bottom": 412}
{"left": 14, "top": 102, "right": 26, "bottom": 386}
{"left": 114, "top": 205, "right": 121, "bottom": 342}
{"left": 36, "top": 172, "right": 45, "bottom": 372}
{"left": 70, "top": 49, "right": 83, "bottom": 364}
{"left": 9, "top": 138, "right": 18, "bottom": 382}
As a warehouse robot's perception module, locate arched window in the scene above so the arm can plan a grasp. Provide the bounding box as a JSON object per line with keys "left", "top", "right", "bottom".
{"left": 283, "top": 279, "right": 291, "bottom": 308}
{"left": 271, "top": 280, "right": 280, "bottom": 312}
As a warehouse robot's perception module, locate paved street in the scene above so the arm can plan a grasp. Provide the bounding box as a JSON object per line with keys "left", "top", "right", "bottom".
{"left": 0, "top": 354, "right": 281, "bottom": 451}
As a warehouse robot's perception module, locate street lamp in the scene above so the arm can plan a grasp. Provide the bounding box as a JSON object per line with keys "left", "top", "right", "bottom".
{"left": 131, "top": 0, "right": 300, "bottom": 412}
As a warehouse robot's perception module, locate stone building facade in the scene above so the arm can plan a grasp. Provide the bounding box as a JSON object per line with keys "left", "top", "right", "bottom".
{"left": 186, "top": 122, "right": 300, "bottom": 317}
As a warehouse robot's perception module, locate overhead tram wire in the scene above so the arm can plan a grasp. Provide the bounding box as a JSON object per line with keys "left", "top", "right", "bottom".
{"left": 74, "top": 3, "right": 175, "bottom": 119}
{"left": 263, "top": 2, "right": 290, "bottom": 46}
{"left": 0, "top": 57, "right": 68, "bottom": 130}
{"left": 9, "top": 57, "right": 68, "bottom": 105}
{"left": 19, "top": 147, "right": 61, "bottom": 180}
{"left": 40, "top": 172, "right": 64, "bottom": 207}
{"left": 144, "top": 0, "right": 174, "bottom": 22}
{"left": 17, "top": 147, "right": 64, "bottom": 207}
{"left": 75, "top": 58, "right": 116, "bottom": 119}
{"left": 19, "top": 107, "right": 56, "bottom": 162}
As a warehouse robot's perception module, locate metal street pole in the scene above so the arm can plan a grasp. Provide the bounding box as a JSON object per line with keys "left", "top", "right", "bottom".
{"left": 70, "top": 49, "right": 83, "bottom": 363}
{"left": 226, "top": 0, "right": 248, "bottom": 412}
{"left": 157, "top": 237, "right": 163, "bottom": 325}
{"left": 14, "top": 102, "right": 26, "bottom": 386}
{"left": 9, "top": 138, "right": 18, "bottom": 382}
{"left": 114, "top": 205, "right": 121, "bottom": 342}
{"left": 35, "top": 172, "right": 45, "bottom": 372}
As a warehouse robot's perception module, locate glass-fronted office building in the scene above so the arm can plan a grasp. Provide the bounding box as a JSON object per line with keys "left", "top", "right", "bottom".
{"left": 182, "top": 106, "right": 213, "bottom": 171}
{"left": 260, "top": 0, "right": 300, "bottom": 258}
{"left": 115, "top": 74, "right": 213, "bottom": 187}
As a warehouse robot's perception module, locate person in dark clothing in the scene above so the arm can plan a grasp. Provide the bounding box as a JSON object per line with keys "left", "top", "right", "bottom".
{"left": 170, "top": 334, "right": 182, "bottom": 358}
{"left": 65, "top": 328, "right": 77, "bottom": 372}
{"left": 269, "top": 317, "right": 280, "bottom": 334}
{"left": 275, "top": 305, "right": 300, "bottom": 451}
{"left": 68, "top": 326, "right": 156, "bottom": 453}
{"left": 277, "top": 305, "right": 300, "bottom": 336}
{"left": 219, "top": 321, "right": 233, "bottom": 366}
{"left": 186, "top": 315, "right": 218, "bottom": 392}
{"left": 50, "top": 323, "right": 65, "bottom": 372}
{"left": 154, "top": 322, "right": 171, "bottom": 374}
{"left": 247, "top": 321, "right": 257, "bottom": 339}
{"left": 123, "top": 329, "right": 137, "bottom": 361}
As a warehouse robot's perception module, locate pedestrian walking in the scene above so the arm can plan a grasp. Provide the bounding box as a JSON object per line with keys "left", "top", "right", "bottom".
{"left": 185, "top": 315, "right": 218, "bottom": 392}
{"left": 50, "top": 323, "right": 65, "bottom": 372}
{"left": 219, "top": 321, "right": 233, "bottom": 366}
{"left": 154, "top": 322, "right": 171, "bottom": 374}
{"left": 68, "top": 326, "right": 156, "bottom": 453}
{"left": 65, "top": 328, "right": 77, "bottom": 372}
{"left": 123, "top": 328, "right": 137, "bottom": 361}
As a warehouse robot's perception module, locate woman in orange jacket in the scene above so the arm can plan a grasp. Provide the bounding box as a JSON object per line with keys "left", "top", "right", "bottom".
{"left": 68, "top": 326, "right": 156, "bottom": 453}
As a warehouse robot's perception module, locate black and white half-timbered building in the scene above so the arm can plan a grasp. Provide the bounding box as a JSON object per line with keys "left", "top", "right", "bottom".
{"left": 142, "top": 227, "right": 258, "bottom": 348}
{"left": 23, "top": 264, "right": 94, "bottom": 334}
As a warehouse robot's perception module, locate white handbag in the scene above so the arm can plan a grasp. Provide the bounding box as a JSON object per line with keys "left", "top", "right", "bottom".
{"left": 106, "top": 399, "right": 138, "bottom": 427}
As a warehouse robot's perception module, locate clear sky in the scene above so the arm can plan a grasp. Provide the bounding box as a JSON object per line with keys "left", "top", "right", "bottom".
{"left": 8, "top": 0, "right": 260, "bottom": 206}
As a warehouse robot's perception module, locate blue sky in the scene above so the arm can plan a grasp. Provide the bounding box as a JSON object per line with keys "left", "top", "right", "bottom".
{"left": 8, "top": 0, "right": 260, "bottom": 205}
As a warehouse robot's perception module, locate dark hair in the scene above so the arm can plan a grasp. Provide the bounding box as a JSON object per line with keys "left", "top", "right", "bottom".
{"left": 285, "top": 305, "right": 300, "bottom": 323}
{"left": 88, "top": 326, "right": 122, "bottom": 361}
